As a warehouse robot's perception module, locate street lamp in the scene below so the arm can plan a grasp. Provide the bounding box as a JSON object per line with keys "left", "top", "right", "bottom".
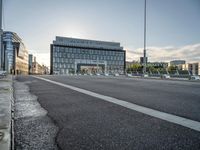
{"left": 0, "top": 0, "right": 3, "bottom": 70}
{"left": 143, "top": 0, "right": 147, "bottom": 74}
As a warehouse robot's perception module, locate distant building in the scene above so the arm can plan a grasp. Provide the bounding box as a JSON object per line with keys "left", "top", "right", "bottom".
{"left": 1, "top": 31, "right": 28, "bottom": 74}
{"left": 28, "top": 55, "right": 48, "bottom": 74}
{"left": 41, "top": 65, "right": 50, "bottom": 74}
{"left": 28, "top": 54, "right": 33, "bottom": 74}
{"left": 148, "top": 62, "right": 168, "bottom": 68}
{"left": 140, "top": 57, "right": 148, "bottom": 65}
{"left": 50, "top": 37, "right": 126, "bottom": 74}
{"left": 126, "top": 61, "right": 168, "bottom": 69}
{"left": 182, "top": 62, "right": 200, "bottom": 75}
{"left": 32, "top": 61, "right": 43, "bottom": 74}
{"left": 170, "top": 60, "right": 186, "bottom": 66}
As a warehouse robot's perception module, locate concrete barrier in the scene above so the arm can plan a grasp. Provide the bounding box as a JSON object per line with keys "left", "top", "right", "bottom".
{"left": 0, "top": 75, "right": 13, "bottom": 150}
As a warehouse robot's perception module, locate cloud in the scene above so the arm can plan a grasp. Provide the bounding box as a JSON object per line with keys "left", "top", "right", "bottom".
{"left": 126, "top": 43, "right": 200, "bottom": 63}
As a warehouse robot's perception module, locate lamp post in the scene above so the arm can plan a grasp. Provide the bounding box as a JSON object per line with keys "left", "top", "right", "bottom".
{"left": 97, "top": 56, "right": 99, "bottom": 73}
{"left": 0, "top": 0, "right": 3, "bottom": 70}
{"left": 143, "top": 0, "right": 147, "bottom": 74}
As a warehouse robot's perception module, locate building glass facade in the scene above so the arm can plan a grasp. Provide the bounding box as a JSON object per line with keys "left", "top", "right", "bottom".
{"left": 1, "top": 31, "right": 28, "bottom": 74}
{"left": 28, "top": 54, "right": 33, "bottom": 74}
{"left": 170, "top": 60, "right": 186, "bottom": 66}
{"left": 50, "top": 37, "right": 126, "bottom": 74}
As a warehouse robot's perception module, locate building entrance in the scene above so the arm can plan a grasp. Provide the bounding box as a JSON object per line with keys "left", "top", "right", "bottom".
{"left": 75, "top": 59, "right": 107, "bottom": 74}
{"left": 77, "top": 64, "right": 105, "bottom": 74}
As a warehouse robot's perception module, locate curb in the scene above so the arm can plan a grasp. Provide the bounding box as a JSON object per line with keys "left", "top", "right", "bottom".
{"left": 11, "top": 75, "right": 14, "bottom": 150}
{"left": 0, "top": 75, "right": 14, "bottom": 150}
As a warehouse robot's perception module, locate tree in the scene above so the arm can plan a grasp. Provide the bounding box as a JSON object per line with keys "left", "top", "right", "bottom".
{"left": 168, "top": 65, "right": 177, "bottom": 72}
{"left": 126, "top": 63, "right": 142, "bottom": 73}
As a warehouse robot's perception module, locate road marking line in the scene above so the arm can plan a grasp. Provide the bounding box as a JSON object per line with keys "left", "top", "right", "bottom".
{"left": 33, "top": 76, "right": 200, "bottom": 132}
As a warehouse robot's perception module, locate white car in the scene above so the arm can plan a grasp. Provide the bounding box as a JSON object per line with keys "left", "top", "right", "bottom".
{"left": 127, "top": 73, "right": 132, "bottom": 77}
{"left": 189, "top": 75, "right": 200, "bottom": 80}
{"left": 161, "top": 74, "right": 170, "bottom": 79}
{"left": 0, "top": 71, "right": 7, "bottom": 76}
{"left": 104, "top": 73, "right": 109, "bottom": 76}
{"left": 114, "top": 73, "right": 119, "bottom": 76}
{"left": 96, "top": 73, "right": 101, "bottom": 76}
{"left": 142, "top": 74, "right": 149, "bottom": 78}
{"left": 53, "top": 71, "right": 59, "bottom": 75}
{"left": 89, "top": 73, "right": 93, "bottom": 76}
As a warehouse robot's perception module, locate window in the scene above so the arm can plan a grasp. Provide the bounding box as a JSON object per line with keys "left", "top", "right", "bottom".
{"left": 69, "top": 48, "right": 72, "bottom": 53}
{"left": 61, "top": 47, "right": 65, "bottom": 52}
{"left": 67, "top": 53, "right": 70, "bottom": 58}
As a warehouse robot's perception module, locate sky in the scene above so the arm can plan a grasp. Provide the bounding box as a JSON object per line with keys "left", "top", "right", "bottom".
{"left": 3, "top": 0, "right": 200, "bottom": 66}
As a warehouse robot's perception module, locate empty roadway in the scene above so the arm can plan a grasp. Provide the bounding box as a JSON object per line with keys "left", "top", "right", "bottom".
{"left": 15, "top": 75, "right": 200, "bottom": 150}
{"left": 37, "top": 75, "right": 200, "bottom": 122}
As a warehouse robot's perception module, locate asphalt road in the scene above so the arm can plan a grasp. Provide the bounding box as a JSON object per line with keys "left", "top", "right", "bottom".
{"left": 14, "top": 80, "right": 58, "bottom": 150}
{"left": 15, "top": 75, "right": 200, "bottom": 150}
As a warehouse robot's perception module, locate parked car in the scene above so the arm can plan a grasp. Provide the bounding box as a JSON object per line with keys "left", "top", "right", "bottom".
{"left": 127, "top": 73, "right": 132, "bottom": 77}
{"left": 104, "top": 73, "right": 109, "bottom": 76}
{"left": 114, "top": 73, "right": 119, "bottom": 77}
{"left": 161, "top": 74, "right": 170, "bottom": 79}
{"left": 96, "top": 73, "right": 101, "bottom": 76}
{"left": 189, "top": 75, "right": 200, "bottom": 80}
{"left": 53, "top": 71, "right": 59, "bottom": 75}
{"left": 142, "top": 74, "right": 149, "bottom": 78}
{"left": 0, "top": 71, "right": 7, "bottom": 77}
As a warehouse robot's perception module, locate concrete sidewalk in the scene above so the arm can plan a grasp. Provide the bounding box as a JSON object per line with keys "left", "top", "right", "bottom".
{"left": 0, "top": 75, "right": 13, "bottom": 150}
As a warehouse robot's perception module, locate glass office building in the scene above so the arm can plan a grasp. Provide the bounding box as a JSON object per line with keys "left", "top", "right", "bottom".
{"left": 28, "top": 54, "right": 33, "bottom": 74}
{"left": 0, "top": 31, "right": 29, "bottom": 74}
{"left": 50, "top": 37, "right": 126, "bottom": 75}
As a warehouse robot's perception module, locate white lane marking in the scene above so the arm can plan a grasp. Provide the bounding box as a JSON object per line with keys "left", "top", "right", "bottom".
{"left": 33, "top": 76, "right": 200, "bottom": 132}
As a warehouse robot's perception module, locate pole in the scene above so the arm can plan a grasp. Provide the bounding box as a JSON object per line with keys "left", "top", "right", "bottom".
{"left": 0, "top": 0, "right": 3, "bottom": 70}
{"left": 97, "top": 56, "right": 99, "bottom": 73}
{"left": 143, "top": 0, "right": 147, "bottom": 74}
